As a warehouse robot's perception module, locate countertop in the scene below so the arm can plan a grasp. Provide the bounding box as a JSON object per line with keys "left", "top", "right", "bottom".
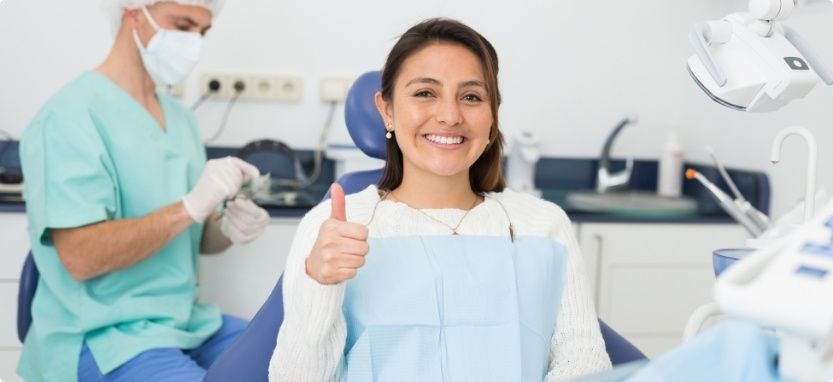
{"left": 0, "top": 192, "right": 754, "bottom": 223}
{"left": 0, "top": 142, "right": 769, "bottom": 224}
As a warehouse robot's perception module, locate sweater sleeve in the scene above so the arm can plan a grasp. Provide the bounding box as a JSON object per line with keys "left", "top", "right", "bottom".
{"left": 269, "top": 201, "right": 348, "bottom": 382}
{"left": 545, "top": 208, "right": 612, "bottom": 381}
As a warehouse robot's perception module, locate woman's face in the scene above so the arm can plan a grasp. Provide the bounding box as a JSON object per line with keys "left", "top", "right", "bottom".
{"left": 377, "top": 42, "right": 493, "bottom": 182}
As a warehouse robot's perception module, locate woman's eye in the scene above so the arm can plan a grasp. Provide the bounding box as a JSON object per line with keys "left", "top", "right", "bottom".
{"left": 462, "top": 94, "right": 482, "bottom": 102}
{"left": 414, "top": 91, "right": 434, "bottom": 98}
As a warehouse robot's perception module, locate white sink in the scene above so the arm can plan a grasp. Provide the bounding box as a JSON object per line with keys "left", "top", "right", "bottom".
{"left": 565, "top": 190, "right": 698, "bottom": 216}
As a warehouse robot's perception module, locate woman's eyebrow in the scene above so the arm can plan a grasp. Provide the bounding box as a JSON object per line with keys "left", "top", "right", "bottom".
{"left": 404, "top": 78, "right": 486, "bottom": 89}
{"left": 460, "top": 80, "right": 486, "bottom": 88}
{"left": 405, "top": 77, "right": 441, "bottom": 87}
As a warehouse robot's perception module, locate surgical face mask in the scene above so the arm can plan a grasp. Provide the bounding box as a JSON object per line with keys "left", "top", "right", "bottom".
{"left": 132, "top": 6, "right": 203, "bottom": 86}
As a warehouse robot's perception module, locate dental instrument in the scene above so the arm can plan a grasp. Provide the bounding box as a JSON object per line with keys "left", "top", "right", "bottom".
{"left": 706, "top": 146, "right": 744, "bottom": 202}
{"left": 687, "top": 0, "right": 833, "bottom": 112}
{"left": 706, "top": 146, "right": 770, "bottom": 232}
{"left": 234, "top": 172, "right": 271, "bottom": 201}
{"left": 771, "top": 126, "right": 818, "bottom": 223}
{"left": 686, "top": 169, "right": 763, "bottom": 236}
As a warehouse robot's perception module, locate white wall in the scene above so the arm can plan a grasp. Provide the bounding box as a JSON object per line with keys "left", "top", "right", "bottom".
{"left": 1, "top": 0, "right": 831, "bottom": 216}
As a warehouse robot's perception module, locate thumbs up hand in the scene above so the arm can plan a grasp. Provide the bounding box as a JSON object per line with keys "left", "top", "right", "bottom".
{"left": 305, "top": 183, "right": 370, "bottom": 285}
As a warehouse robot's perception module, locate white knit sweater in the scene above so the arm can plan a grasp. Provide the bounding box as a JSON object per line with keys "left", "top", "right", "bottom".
{"left": 269, "top": 186, "right": 612, "bottom": 381}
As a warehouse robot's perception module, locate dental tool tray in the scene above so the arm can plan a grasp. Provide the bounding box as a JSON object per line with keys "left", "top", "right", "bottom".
{"left": 251, "top": 188, "right": 319, "bottom": 207}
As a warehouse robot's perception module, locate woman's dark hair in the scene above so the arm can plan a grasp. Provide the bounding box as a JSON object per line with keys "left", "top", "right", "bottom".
{"left": 377, "top": 18, "right": 505, "bottom": 194}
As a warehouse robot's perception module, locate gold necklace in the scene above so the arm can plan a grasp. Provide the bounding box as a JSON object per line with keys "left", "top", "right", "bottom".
{"left": 386, "top": 191, "right": 481, "bottom": 235}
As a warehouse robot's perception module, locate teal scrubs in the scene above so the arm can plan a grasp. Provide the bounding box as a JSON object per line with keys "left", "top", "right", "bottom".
{"left": 18, "top": 72, "right": 222, "bottom": 382}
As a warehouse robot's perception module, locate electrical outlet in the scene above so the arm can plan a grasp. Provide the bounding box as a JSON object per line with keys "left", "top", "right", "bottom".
{"left": 273, "top": 77, "right": 303, "bottom": 102}
{"left": 319, "top": 77, "right": 354, "bottom": 102}
{"left": 199, "top": 73, "right": 303, "bottom": 102}
{"left": 199, "top": 73, "right": 228, "bottom": 98}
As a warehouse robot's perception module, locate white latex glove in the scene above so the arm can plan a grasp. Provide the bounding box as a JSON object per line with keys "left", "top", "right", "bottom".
{"left": 221, "top": 198, "right": 270, "bottom": 244}
{"left": 182, "top": 157, "right": 260, "bottom": 223}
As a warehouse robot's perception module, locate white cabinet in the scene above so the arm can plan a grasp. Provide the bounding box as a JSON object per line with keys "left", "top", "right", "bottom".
{"left": 577, "top": 222, "right": 748, "bottom": 358}
{"left": 0, "top": 350, "right": 22, "bottom": 382}
{"left": 0, "top": 283, "right": 20, "bottom": 349}
{"left": 0, "top": 212, "right": 29, "bottom": 382}
{"left": 198, "top": 218, "right": 300, "bottom": 319}
{"left": 0, "top": 213, "right": 29, "bottom": 280}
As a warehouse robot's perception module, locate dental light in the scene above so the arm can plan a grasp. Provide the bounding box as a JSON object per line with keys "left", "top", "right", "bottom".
{"left": 687, "top": 0, "right": 833, "bottom": 112}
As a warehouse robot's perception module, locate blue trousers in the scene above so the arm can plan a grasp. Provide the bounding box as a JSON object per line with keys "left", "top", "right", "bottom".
{"left": 78, "top": 315, "right": 247, "bottom": 382}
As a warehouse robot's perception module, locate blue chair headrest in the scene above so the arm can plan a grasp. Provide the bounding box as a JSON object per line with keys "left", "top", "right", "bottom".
{"left": 344, "top": 71, "right": 385, "bottom": 160}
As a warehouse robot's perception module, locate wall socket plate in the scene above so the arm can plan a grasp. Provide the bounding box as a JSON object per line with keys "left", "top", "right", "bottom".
{"left": 319, "top": 77, "right": 354, "bottom": 102}
{"left": 199, "top": 73, "right": 303, "bottom": 102}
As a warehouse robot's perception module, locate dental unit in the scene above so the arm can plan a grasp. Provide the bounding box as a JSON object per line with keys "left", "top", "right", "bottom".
{"left": 715, "top": 198, "right": 833, "bottom": 382}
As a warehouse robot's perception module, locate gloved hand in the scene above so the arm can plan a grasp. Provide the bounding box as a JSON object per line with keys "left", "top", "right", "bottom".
{"left": 182, "top": 157, "right": 260, "bottom": 223}
{"left": 220, "top": 198, "right": 270, "bottom": 244}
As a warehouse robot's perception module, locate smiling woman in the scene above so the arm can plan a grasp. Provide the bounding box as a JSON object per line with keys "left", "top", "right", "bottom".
{"left": 375, "top": 20, "right": 504, "bottom": 199}
{"left": 270, "top": 18, "right": 612, "bottom": 382}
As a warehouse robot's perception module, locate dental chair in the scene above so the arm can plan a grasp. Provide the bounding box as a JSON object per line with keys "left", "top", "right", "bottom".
{"left": 17, "top": 252, "right": 37, "bottom": 342}
{"left": 203, "top": 71, "right": 646, "bottom": 381}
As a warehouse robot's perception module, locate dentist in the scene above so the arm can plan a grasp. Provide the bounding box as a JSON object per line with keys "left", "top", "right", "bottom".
{"left": 18, "top": 1, "right": 269, "bottom": 381}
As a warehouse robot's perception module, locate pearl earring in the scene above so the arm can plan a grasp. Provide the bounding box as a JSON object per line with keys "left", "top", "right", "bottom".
{"left": 385, "top": 122, "right": 393, "bottom": 139}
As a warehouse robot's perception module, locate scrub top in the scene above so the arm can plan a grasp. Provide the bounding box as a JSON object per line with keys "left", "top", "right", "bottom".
{"left": 18, "top": 72, "right": 222, "bottom": 382}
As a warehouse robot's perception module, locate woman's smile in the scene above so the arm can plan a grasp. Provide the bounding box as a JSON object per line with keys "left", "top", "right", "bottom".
{"left": 423, "top": 133, "right": 467, "bottom": 148}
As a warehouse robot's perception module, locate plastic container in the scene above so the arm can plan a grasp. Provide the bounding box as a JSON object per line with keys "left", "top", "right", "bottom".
{"left": 506, "top": 131, "right": 542, "bottom": 196}
{"left": 712, "top": 248, "right": 754, "bottom": 277}
{"left": 658, "top": 132, "right": 683, "bottom": 197}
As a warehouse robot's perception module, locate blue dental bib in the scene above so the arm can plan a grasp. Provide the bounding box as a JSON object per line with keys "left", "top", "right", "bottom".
{"left": 342, "top": 235, "right": 567, "bottom": 381}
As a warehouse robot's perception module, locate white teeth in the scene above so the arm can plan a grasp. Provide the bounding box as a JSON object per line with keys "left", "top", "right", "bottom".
{"left": 426, "top": 134, "right": 463, "bottom": 145}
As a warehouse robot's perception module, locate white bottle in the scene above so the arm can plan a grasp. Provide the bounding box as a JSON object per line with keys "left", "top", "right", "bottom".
{"left": 658, "top": 132, "right": 683, "bottom": 197}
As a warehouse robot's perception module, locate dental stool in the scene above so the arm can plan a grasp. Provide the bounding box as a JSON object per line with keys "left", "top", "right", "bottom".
{"left": 203, "top": 70, "right": 645, "bottom": 381}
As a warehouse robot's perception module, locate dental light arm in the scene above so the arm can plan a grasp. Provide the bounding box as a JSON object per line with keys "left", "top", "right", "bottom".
{"left": 749, "top": 0, "right": 794, "bottom": 24}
